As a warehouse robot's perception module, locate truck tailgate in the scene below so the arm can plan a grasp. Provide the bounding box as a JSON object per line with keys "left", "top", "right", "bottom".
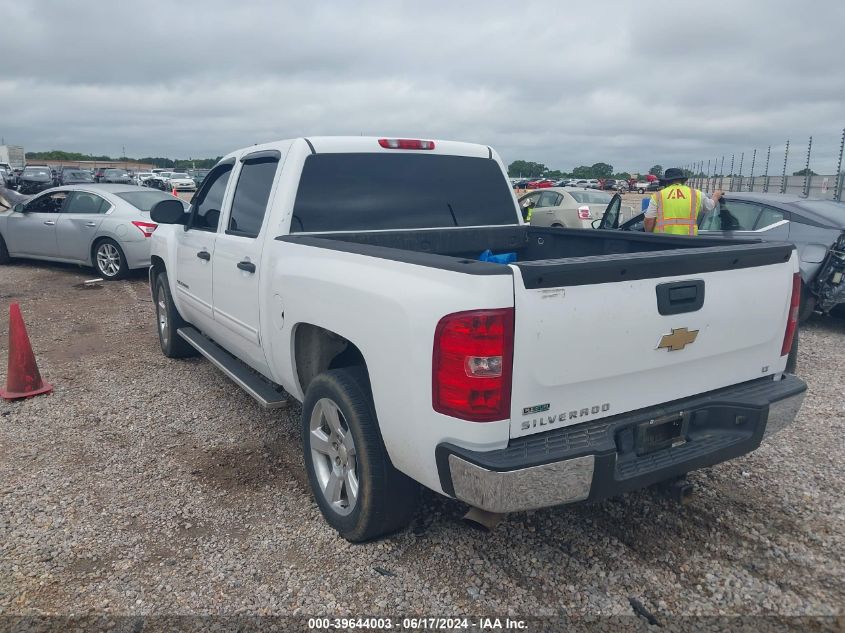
{"left": 509, "top": 243, "right": 796, "bottom": 439}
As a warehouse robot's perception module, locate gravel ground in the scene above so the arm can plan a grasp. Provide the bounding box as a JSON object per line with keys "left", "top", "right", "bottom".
{"left": 0, "top": 261, "right": 843, "bottom": 630}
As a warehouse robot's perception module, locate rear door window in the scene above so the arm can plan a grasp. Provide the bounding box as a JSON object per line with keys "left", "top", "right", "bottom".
{"left": 227, "top": 155, "right": 280, "bottom": 238}
{"left": 537, "top": 191, "right": 562, "bottom": 207}
{"left": 291, "top": 153, "right": 517, "bottom": 233}
{"left": 64, "top": 192, "right": 108, "bottom": 214}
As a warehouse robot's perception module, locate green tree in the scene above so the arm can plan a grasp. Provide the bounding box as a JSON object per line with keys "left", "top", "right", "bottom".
{"left": 571, "top": 165, "right": 592, "bottom": 179}
{"left": 648, "top": 164, "right": 663, "bottom": 177}
{"left": 508, "top": 160, "right": 546, "bottom": 178}
{"left": 792, "top": 168, "right": 817, "bottom": 176}
{"left": 591, "top": 162, "right": 613, "bottom": 179}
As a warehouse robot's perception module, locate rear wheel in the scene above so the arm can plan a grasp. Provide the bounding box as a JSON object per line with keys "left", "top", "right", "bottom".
{"left": 798, "top": 282, "right": 816, "bottom": 323}
{"left": 154, "top": 271, "right": 196, "bottom": 358}
{"left": 638, "top": 188, "right": 645, "bottom": 194}
{"left": 93, "top": 238, "right": 129, "bottom": 280}
{"left": 302, "top": 368, "right": 419, "bottom": 542}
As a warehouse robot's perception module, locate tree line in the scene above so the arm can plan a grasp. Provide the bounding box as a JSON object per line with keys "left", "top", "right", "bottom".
{"left": 25, "top": 150, "right": 222, "bottom": 169}
{"left": 508, "top": 160, "right": 665, "bottom": 181}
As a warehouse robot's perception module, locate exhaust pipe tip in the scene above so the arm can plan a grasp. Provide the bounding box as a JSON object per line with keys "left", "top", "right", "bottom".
{"left": 462, "top": 507, "right": 507, "bottom": 532}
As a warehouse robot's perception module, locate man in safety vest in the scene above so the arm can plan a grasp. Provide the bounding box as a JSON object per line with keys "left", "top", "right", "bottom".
{"left": 644, "top": 167, "right": 723, "bottom": 235}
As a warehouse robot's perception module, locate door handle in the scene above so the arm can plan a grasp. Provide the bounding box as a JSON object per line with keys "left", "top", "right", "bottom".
{"left": 196, "top": 251, "right": 211, "bottom": 261}
{"left": 43, "top": 220, "right": 56, "bottom": 226}
{"left": 85, "top": 222, "right": 97, "bottom": 227}
{"left": 237, "top": 260, "right": 256, "bottom": 273}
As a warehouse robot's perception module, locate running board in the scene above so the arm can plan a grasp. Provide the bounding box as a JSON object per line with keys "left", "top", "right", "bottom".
{"left": 177, "top": 327, "right": 289, "bottom": 410}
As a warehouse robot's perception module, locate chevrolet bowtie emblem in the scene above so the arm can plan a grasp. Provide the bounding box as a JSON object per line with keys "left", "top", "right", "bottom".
{"left": 657, "top": 327, "right": 699, "bottom": 351}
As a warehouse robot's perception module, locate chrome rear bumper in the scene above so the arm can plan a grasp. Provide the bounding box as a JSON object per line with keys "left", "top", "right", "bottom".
{"left": 442, "top": 375, "right": 806, "bottom": 513}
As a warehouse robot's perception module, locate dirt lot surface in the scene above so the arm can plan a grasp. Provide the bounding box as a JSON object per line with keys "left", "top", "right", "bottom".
{"left": 1, "top": 260, "right": 843, "bottom": 630}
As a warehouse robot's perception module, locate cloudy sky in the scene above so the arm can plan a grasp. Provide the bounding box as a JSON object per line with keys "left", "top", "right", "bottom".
{"left": 2, "top": 0, "right": 844, "bottom": 175}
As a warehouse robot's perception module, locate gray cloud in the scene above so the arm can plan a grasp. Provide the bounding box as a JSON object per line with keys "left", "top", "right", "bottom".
{"left": 1, "top": 0, "right": 843, "bottom": 174}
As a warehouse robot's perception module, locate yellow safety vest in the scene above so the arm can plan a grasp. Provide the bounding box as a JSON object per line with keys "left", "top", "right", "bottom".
{"left": 651, "top": 184, "right": 701, "bottom": 235}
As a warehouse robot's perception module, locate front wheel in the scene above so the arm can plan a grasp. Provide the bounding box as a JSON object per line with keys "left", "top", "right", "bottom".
{"left": 638, "top": 188, "right": 645, "bottom": 194}
{"left": 93, "top": 238, "right": 129, "bottom": 280}
{"left": 302, "top": 368, "right": 419, "bottom": 542}
{"left": 154, "top": 271, "right": 196, "bottom": 358}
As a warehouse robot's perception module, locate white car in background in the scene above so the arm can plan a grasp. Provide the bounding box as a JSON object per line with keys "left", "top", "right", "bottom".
{"left": 134, "top": 172, "right": 155, "bottom": 186}
{"left": 164, "top": 172, "right": 197, "bottom": 192}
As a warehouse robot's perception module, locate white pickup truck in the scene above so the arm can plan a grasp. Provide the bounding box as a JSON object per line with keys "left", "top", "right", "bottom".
{"left": 148, "top": 136, "right": 806, "bottom": 542}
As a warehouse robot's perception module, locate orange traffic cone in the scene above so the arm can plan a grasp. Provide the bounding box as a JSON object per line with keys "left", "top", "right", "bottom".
{"left": 0, "top": 303, "right": 53, "bottom": 400}
{"left": 172, "top": 188, "right": 178, "bottom": 197}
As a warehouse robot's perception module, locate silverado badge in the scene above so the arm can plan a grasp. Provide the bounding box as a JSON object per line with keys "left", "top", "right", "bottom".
{"left": 657, "top": 327, "right": 699, "bottom": 352}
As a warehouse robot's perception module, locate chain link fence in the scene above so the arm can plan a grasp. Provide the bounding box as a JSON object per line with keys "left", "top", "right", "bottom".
{"left": 680, "top": 128, "right": 845, "bottom": 202}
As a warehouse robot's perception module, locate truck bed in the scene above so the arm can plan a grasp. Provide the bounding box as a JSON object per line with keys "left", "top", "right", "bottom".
{"left": 279, "top": 225, "right": 793, "bottom": 286}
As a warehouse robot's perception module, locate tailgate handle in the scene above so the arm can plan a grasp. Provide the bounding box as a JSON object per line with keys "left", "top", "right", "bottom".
{"left": 656, "top": 280, "right": 705, "bottom": 315}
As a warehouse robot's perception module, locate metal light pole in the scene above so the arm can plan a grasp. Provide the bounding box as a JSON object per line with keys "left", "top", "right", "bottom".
{"left": 802, "top": 136, "right": 813, "bottom": 197}
{"left": 718, "top": 156, "right": 725, "bottom": 191}
{"left": 748, "top": 149, "right": 756, "bottom": 192}
{"left": 728, "top": 154, "right": 735, "bottom": 192}
{"left": 834, "top": 128, "right": 845, "bottom": 202}
{"left": 737, "top": 152, "right": 744, "bottom": 192}
{"left": 780, "top": 140, "right": 790, "bottom": 194}
{"left": 763, "top": 145, "right": 771, "bottom": 192}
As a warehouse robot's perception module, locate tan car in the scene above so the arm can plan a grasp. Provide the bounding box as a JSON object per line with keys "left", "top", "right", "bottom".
{"left": 520, "top": 187, "right": 633, "bottom": 229}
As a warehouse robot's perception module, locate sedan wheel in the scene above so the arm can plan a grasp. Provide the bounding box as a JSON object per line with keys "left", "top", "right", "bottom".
{"left": 309, "top": 397, "right": 359, "bottom": 516}
{"left": 94, "top": 239, "right": 128, "bottom": 280}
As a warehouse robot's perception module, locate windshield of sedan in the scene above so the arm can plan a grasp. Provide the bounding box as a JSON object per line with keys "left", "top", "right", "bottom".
{"left": 170, "top": 173, "right": 189, "bottom": 178}
{"left": 569, "top": 190, "right": 613, "bottom": 204}
{"left": 116, "top": 190, "right": 188, "bottom": 212}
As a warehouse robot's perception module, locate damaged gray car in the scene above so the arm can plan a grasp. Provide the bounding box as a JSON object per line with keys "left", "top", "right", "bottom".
{"left": 598, "top": 192, "right": 845, "bottom": 320}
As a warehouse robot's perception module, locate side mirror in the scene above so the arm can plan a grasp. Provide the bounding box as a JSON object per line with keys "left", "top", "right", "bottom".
{"left": 150, "top": 199, "right": 188, "bottom": 225}
{"left": 13, "top": 203, "right": 23, "bottom": 213}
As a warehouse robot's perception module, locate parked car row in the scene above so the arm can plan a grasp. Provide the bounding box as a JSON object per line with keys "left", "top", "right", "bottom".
{"left": 2, "top": 165, "right": 207, "bottom": 195}
{"left": 510, "top": 177, "right": 636, "bottom": 191}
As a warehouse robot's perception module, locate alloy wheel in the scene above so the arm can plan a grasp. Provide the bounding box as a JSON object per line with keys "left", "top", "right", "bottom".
{"left": 309, "top": 397, "right": 359, "bottom": 516}
{"left": 96, "top": 243, "right": 121, "bottom": 277}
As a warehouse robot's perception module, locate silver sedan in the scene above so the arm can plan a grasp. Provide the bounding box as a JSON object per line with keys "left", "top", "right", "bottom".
{"left": 0, "top": 184, "right": 187, "bottom": 280}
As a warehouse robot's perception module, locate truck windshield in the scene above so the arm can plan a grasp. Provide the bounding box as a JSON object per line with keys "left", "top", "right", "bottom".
{"left": 291, "top": 153, "right": 518, "bottom": 233}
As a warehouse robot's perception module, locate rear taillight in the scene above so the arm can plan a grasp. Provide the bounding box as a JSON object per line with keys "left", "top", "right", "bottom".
{"left": 781, "top": 273, "right": 800, "bottom": 356}
{"left": 578, "top": 205, "right": 592, "bottom": 220}
{"left": 432, "top": 308, "right": 514, "bottom": 422}
{"left": 378, "top": 138, "right": 435, "bottom": 150}
{"left": 132, "top": 221, "right": 158, "bottom": 237}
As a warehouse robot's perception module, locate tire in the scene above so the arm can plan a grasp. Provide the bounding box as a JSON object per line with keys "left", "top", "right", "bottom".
{"left": 302, "top": 368, "right": 419, "bottom": 542}
{"left": 638, "top": 188, "right": 645, "bottom": 194}
{"left": 0, "top": 233, "right": 9, "bottom": 264}
{"left": 92, "top": 238, "right": 129, "bottom": 280}
{"left": 798, "top": 282, "right": 816, "bottom": 323}
{"left": 551, "top": 223, "right": 563, "bottom": 228}
{"left": 785, "top": 327, "right": 799, "bottom": 374}
{"left": 153, "top": 271, "right": 196, "bottom": 358}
